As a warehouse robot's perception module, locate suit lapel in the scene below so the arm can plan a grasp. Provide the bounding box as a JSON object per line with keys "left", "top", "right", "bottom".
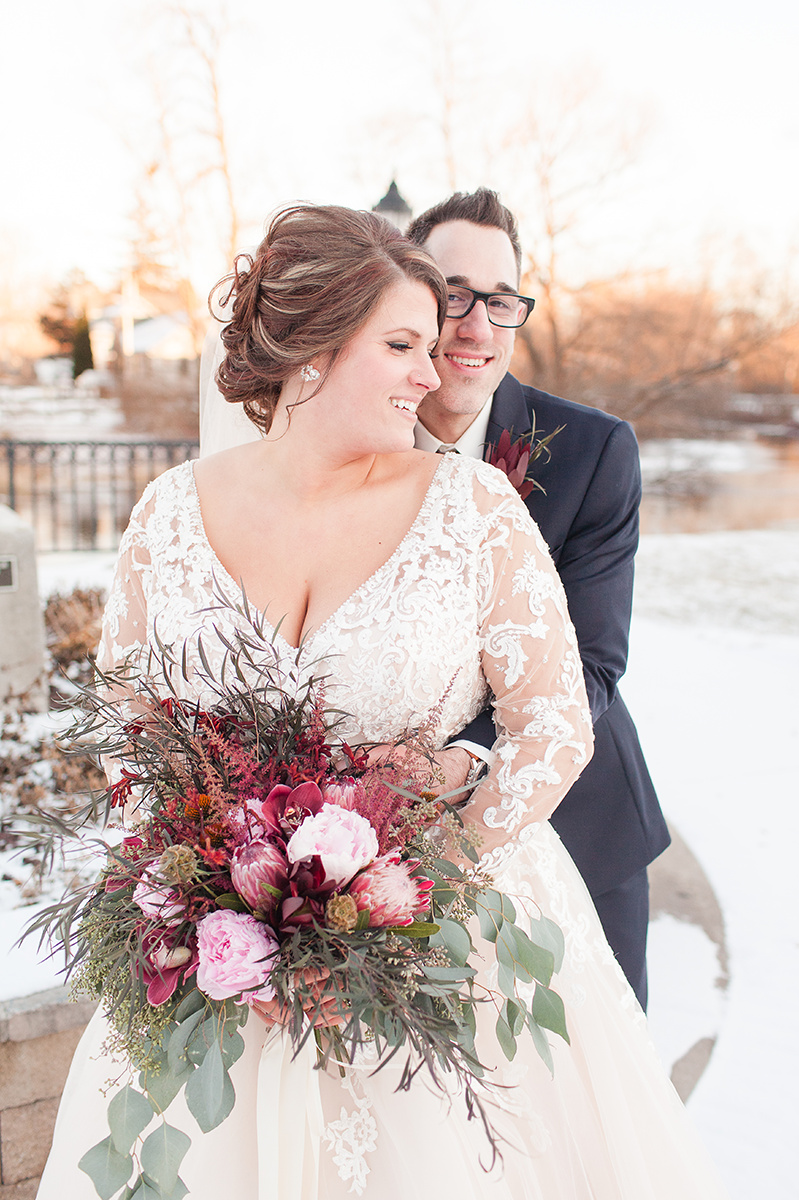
{"left": 483, "top": 374, "right": 534, "bottom": 461}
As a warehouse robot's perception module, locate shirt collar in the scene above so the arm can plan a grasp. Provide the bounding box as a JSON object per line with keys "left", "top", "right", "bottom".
{"left": 414, "top": 394, "right": 493, "bottom": 460}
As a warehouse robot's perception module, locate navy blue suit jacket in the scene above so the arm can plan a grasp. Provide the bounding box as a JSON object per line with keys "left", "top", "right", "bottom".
{"left": 462, "top": 374, "right": 669, "bottom": 896}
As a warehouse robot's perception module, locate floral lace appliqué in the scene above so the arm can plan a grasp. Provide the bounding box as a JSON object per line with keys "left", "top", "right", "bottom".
{"left": 322, "top": 1078, "right": 378, "bottom": 1195}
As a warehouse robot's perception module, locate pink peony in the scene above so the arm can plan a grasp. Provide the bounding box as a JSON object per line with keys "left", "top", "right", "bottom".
{"left": 196, "top": 910, "right": 279, "bottom": 1001}
{"left": 230, "top": 840, "right": 288, "bottom": 918}
{"left": 286, "top": 803, "right": 378, "bottom": 889}
{"left": 348, "top": 854, "right": 435, "bottom": 927}
{"left": 133, "top": 872, "right": 184, "bottom": 926}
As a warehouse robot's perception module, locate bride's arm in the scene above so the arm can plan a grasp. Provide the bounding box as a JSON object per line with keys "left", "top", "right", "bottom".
{"left": 459, "top": 473, "right": 594, "bottom": 870}
{"left": 94, "top": 489, "right": 156, "bottom": 821}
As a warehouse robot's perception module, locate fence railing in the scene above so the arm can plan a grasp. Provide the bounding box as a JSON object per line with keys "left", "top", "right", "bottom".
{"left": 1, "top": 440, "right": 199, "bottom": 552}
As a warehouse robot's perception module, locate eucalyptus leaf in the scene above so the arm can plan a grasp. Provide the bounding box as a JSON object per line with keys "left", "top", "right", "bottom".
{"left": 107, "top": 1085, "right": 155, "bottom": 1155}
{"left": 140, "top": 1056, "right": 192, "bottom": 1114}
{"left": 433, "top": 918, "right": 472, "bottom": 966}
{"left": 509, "top": 924, "right": 555, "bottom": 985}
{"left": 166, "top": 1010, "right": 204, "bottom": 1074}
{"left": 504, "top": 997, "right": 526, "bottom": 1037}
{"left": 131, "top": 1176, "right": 189, "bottom": 1200}
{"left": 78, "top": 1134, "right": 133, "bottom": 1200}
{"left": 529, "top": 914, "right": 566, "bottom": 973}
{"left": 495, "top": 1013, "right": 517, "bottom": 1061}
{"left": 185, "top": 1039, "right": 235, "bottom": 1132}
{"left": 391, "top": 920, "right": 439, "bottom": 938}
{"left": 526, "top": 1009, "right": 554, "bottom": 1075}
{"left": 497, "top": 960, "right": 516, "bottom": 999}
{"left": 474, "top": 888, "right": 516, "bottom": 943}
{"left": 140, "top": 1123, "right": 191, "bottom": 1194}
{"left": 532, "top": 983, "right": 570, "bottom": 1044}
{"left": 421, "top": 964, "right": 476, "bottom": 983}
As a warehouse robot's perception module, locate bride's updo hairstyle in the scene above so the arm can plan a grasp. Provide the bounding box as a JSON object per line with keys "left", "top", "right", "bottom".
{"left": 212, "top": 205, "right": 448, "bottom": 434}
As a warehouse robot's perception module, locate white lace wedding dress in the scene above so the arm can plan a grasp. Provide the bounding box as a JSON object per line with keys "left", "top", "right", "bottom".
{"left": 38, "top": 454, "right": 728, "bottom": 1200}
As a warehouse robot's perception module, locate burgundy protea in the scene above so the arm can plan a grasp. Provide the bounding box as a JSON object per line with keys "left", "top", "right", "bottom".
{"left": 230, "top": 840, "right": 289, "bottom": 919}
{"left": 348, "top": 854, "right": 435, "bottom": 928}
{"left": 486, "top": 424, "right": 562, "bottom": 501}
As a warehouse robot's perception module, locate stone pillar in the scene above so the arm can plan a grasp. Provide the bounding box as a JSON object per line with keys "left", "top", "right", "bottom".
{"left": 0, "top": 505, "right": 47, "bottom": 712}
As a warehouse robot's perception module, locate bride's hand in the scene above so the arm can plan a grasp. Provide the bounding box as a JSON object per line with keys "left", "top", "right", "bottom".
{"left": 250, "top": 967, "right": 346, "bottom": 1029}
{"left": 365, "top": 743, "right": 473, "bottom": 801}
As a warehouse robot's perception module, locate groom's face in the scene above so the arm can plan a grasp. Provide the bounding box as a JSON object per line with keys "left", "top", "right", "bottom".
{"left": 417, "top": 220, "right": 519, "bottom": 441}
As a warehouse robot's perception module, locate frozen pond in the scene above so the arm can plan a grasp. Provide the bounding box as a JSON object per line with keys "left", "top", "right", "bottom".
{"left": 640, "top": 437, "right": 799, "bottom": 533}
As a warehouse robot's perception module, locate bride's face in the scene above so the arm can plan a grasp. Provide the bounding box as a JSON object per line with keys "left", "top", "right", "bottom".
{"left": 309, "top": 278, "right": 441, "bottom": 456}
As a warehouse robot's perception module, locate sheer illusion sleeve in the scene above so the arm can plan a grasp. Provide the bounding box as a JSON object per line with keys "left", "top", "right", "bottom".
{"left": 462, "top": 469, "right": 594, "bottom": 872}
{"left": 95, "top": 487, "right": 155, "bottom": 676}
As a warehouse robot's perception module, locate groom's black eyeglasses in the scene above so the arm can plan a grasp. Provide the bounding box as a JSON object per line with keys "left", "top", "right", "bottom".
{"left": 445, "top": 285, "right": 535, "bottom": 328}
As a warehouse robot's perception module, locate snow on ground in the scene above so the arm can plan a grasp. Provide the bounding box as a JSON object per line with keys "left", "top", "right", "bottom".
{"left": 626, "top": 529, "right": 799, "bottom": 1200}
{"left": 2, "top": 530, "right": 798, "bottom": 1198}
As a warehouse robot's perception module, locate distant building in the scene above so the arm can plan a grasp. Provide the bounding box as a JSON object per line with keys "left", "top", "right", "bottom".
{"left": 372, "top": 181, "right": 413, "bottom": 232}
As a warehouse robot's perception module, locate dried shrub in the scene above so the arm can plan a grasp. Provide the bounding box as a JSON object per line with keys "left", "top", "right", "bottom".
{"left": 45, "top": 587, "right": 105, "bottom": 666}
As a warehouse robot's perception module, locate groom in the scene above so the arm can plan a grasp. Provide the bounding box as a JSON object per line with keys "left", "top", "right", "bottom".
{"left": 405, "top": 190, "right": 669, "bottom": 1009}
{"left": 197, "top": 190, "right": 668, "bottom": 1008}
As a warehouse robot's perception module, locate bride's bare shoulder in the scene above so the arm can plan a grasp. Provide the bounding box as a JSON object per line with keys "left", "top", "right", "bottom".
{"left": 193, "top": 442, "right": 264, "bottom": 488}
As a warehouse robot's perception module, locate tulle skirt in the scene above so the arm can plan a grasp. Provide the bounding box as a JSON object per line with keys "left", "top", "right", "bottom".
{"left": 37, "top": 823, "right": 728, "bottom": 1199}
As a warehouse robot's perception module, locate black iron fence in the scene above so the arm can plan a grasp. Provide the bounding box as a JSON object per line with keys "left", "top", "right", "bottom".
{"left": 1, "top": 440, "right": 199, "bottom": 552}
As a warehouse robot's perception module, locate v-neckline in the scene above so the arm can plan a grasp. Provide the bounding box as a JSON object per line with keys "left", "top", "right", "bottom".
{"left": 186, "top": 456, "right": 450, "bottom": 652}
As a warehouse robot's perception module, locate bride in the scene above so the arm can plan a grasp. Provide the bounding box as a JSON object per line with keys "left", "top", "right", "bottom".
{"left": 38, "top": 205, "right": 728, "bottom": 1199}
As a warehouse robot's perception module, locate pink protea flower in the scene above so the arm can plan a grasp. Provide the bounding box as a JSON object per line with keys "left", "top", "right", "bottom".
{"left": 348, "top": 853, "right": 435, "bottom": 927}
{"left": 230, "top": 840, "right": 288, "bottom": 919}
{"left": 321, "top": 779, "right": 359, "bottom": 809}
{"left": 133, "top": 872, "right": 184, "bottom": 926}
{"left": 486, "top": 424, "right": 562, "bottom": 501}
{"left": 287, "top": 803, "right": 378, "bottom": 889}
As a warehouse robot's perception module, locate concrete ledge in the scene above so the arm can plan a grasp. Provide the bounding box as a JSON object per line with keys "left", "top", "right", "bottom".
{"left": 0, "top": 989, "right": 95, "bottom": 1191}
{"left": 0, "top": 987, "right": 97, "bottom": 1045}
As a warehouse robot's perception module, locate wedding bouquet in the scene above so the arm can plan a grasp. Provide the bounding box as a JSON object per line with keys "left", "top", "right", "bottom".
{"left": 25, "top": 606, "right": 569, "bottom": 1200}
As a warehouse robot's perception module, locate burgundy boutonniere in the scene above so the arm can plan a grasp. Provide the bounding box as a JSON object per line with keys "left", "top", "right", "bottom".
{"left": 486, "top": 421, "right": 564, "bottom": 500}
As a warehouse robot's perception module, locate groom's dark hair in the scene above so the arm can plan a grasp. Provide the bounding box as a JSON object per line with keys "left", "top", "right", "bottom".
{"left": 406, "top": 188, "right": 523, "bottom": 277}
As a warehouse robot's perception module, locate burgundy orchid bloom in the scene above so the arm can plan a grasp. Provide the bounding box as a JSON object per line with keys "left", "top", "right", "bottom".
{"left": 257, "top": 781, "right": 325, "bottom": 838}
{"left": 138, "top": 928, "right": 198, "bottom": 1006}
{"left": 280, "top": 889, "right": 326, "bottom": 933}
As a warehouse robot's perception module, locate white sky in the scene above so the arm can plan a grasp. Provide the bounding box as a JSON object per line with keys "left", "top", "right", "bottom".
{"left": 2, "top": 0, "right": 798, "bottom": 298}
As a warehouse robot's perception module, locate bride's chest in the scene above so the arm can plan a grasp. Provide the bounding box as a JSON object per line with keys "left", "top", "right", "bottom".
{"left": 144, "top": 513, "right": 489, "bottom": 742}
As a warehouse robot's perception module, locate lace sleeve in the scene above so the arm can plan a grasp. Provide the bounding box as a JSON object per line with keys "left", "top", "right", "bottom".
{"left": 462, "top": 467, "right": 594, "bottom": 872}
{"left": 93, "top": 488, "right": 157, "bottom": 814}
{"left": 96, "top": 490, "right": 154, "bottom": 675}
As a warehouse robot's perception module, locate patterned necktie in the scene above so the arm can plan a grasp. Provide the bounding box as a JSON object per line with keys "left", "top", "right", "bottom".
{"left": 436, "top": 445, "right": 460, "bottom": 454}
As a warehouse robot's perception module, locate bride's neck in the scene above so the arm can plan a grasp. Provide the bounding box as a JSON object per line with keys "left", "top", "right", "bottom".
{"left": 257, "top": 408, "right": 378, "bottom": 502}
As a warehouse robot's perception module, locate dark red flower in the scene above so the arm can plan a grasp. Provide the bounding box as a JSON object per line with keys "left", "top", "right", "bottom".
{"left": 257, "top": 782, "right": 325, "bottom": 838}
{"left": 486, "top": 423, "right": 562, "bottom": 501}
{"left": 137, "top": 928, "right": 198, "bottom": 1006}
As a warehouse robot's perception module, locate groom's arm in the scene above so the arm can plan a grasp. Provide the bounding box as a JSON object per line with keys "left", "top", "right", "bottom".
{"left": 551, "top": 419, "right": 640, "bottom": 722}
{"left": 457, "top": 418, "right": 641, "bottom": 754}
